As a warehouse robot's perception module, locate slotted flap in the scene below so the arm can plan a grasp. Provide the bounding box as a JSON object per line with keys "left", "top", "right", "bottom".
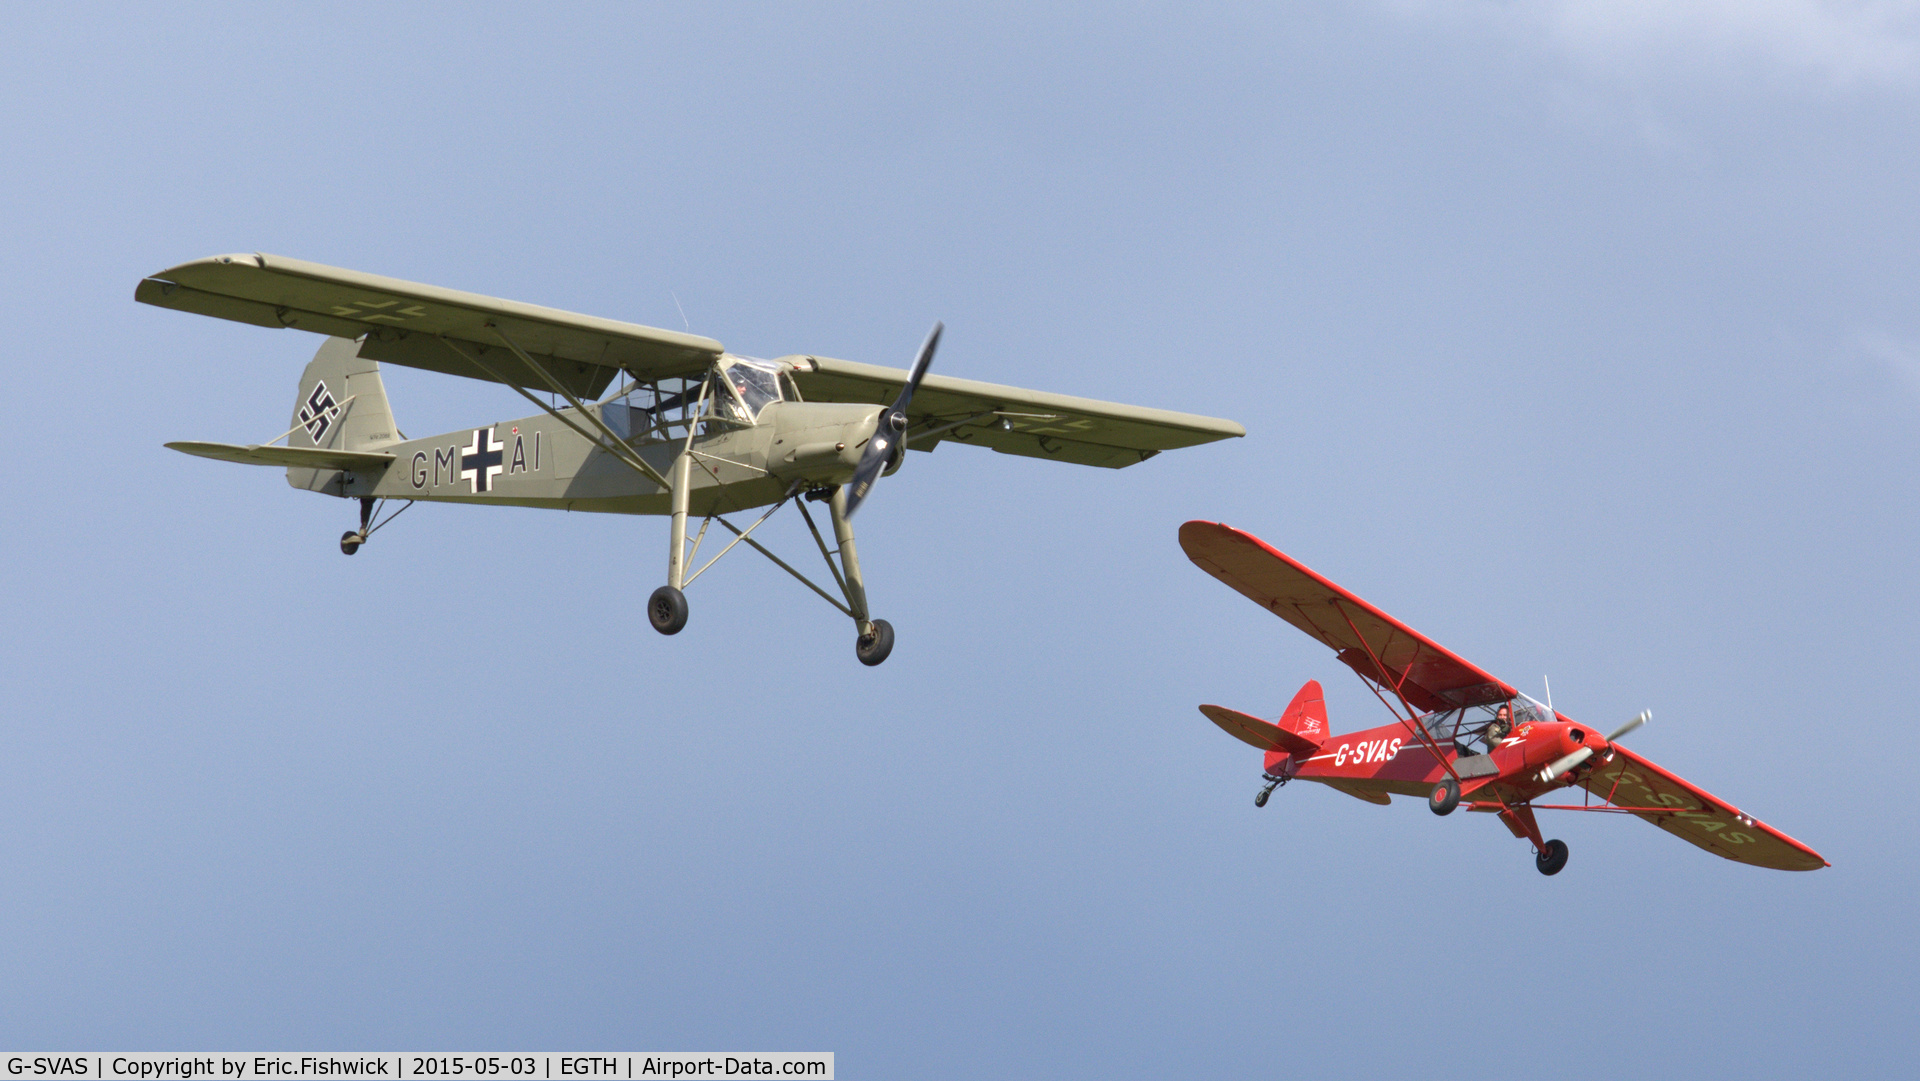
{"left": 138, "top": 253, "right": 724, "bottom": 398}
{"left": 793, "top": 355, "right": 1243, "bottom": 470}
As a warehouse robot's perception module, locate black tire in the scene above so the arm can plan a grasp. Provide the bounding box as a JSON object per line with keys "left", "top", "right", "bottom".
{"left": 1254, "top": 788, "right": 1270, "bottom": 808}
{"left": 1536, "top": 838, "right": 1569, "bottom": 876}
{"left": 340, "top": 531, "right": 363, "bottom": 555}
{"left": 647, "top": 585, "right": 689, "bottom": 636}
{"left": 1428, "top": 777, "right": 1461, "bottom": 816}
{"left": 856, "top": 619, "right": 894, "bottom": 666}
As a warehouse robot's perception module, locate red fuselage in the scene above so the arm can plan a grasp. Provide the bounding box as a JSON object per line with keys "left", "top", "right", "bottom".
{"left": 1286, "top": 716, "right": 1603, "bottom": 806}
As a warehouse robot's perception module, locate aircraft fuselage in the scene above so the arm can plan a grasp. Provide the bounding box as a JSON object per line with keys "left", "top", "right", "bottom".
{"left": 301, "top": 400, "right": 889, "bottom": 516}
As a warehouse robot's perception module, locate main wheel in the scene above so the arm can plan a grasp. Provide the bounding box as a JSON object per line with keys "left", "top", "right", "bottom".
{"left": 647, "top": 585, "right": 689, "bottom": 635}
{"left": 1428, "top": 776, "right": 1461, "bottom": 816}
{"left": 340, "top": 531, "right": 363, "bottom": 555}
{"left": 1535, "top": 838, "right": 1569, "bottom": 876}
{"left": 856, "top": 619, "right": 894, "bottom": 666}
{"left": 1254, "top": 788, "right": 1270, "bottom": 808}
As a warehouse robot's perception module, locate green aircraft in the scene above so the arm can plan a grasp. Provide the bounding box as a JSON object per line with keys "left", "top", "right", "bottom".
{"left": 139, "top": 253, "right": 1244, "bottom": 664}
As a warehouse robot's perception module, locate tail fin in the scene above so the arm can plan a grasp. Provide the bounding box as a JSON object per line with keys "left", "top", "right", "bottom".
{"left": 1198, "top": 679, "right": 1331, "bottom": 773}
{"left": 1276, "top": 680, "right": 1328, "bottom": 745}
{"left": 1267, "top": 680, "right": 1328, "bottom": 774}
{"left": 288, "top": 337, "right": 400, "bottom": 492}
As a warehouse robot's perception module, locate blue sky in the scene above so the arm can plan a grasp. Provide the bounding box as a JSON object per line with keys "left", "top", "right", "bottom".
{"left": 3, "top": 3, "right": 1916, "bottom": 1076}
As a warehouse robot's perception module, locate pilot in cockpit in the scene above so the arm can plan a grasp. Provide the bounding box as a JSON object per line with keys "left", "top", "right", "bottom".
{"left": 723, "top": 359, "right": 784, "bottom": 419}
{"left": 1483, "top": 703, "right": 1513, "bottom": 749}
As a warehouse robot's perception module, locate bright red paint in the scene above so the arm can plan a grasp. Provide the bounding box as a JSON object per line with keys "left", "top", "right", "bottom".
{"left": 1182, "top": 520, "right": 1827, "bottom": 874}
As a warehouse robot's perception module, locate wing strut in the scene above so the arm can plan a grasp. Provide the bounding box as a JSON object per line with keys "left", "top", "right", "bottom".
{"left": 1329, "top": 597, "right": 1463, "bottom": 787}
{"left": 485, "top": 323, "right": 676, "bottom": 489}
{"left": 712, "top": 512, "right": 853, "bottom": 618}
{"left": 437, "top": 332, "right": 671, "bottom": 490}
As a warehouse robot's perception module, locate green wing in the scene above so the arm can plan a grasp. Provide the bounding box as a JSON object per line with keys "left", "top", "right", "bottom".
{"left": 136, "top": 253, "right": 723, "bottom": 398}
{"left": 792, "top": 355, "right": 1245, "bottom": 468}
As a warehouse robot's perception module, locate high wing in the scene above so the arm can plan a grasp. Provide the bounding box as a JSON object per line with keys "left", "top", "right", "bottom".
{"left": 164, "top": 441, "right": 396, "bottom": 472}
{"left": 792, "top": 356, "right": 1244, "bottom": 468}
{"left": 1576, "top": 744, "right": 1827, "bottom": 871}
{"left": 1180, "top": 520, "right": 1512, "bottom": 712}
{"left": 136, "top": 253, "right": 723, "bottom": 399}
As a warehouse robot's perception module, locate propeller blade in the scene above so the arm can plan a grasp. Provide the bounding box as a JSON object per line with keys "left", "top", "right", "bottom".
{"left": 1539, "top": 746, "right": 1593, "bottom": 783}
{"left": 1607, "top": 710, "right": 1650, "bottom": 744}
{"left": 891, "top": 321, "right": 943, "bottom": 414}
{"left": 842, "top": 321, "right": 943, "bottom": 519}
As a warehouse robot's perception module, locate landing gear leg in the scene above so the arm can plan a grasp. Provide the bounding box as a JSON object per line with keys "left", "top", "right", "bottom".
{"left": 1254, "top": 772, "right": 1287, "bottom": 808}
{"left": 1497, "top": 802, "right": 1569, "bottom": 876}
{"left": 831, "top": 486, "right": 893, "bottom": 666}
{"left": 652, "top": 452, "right": 693, "bottom": 636}
{"left": 340, "top": 496, "right": 374, "bottom": 555}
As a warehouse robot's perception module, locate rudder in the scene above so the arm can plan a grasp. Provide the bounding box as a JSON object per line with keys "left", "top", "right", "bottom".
{"left": 1266, "top": 679, "right": 1329, "bottom": 774}
{"left": 287, "top": 336, "right": 400, "bottom": 492}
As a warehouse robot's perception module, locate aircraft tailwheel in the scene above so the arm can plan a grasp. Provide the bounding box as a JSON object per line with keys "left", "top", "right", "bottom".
{"left": 1535, "top": 838, "right": 1569, "bottom": 876}
{"left": 340, "top": 531, "right": 364, "bottom": 556}
{"left": 856, "top": 619, "right": 894, "bottom": 666}
{"left": 647, "top": 585, "right": 689, "bottom": 636}
{"left": 1428, "top": 777, "right": 1460, "bottom": 816}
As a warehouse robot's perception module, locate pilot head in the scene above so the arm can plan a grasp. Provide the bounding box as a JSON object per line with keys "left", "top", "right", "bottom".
{"left": 1488, "top": 704, "right": 1513, "bottom": 743}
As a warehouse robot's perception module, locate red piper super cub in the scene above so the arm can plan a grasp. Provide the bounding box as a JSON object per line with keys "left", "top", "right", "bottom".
{"left": 1181, "top": 521, "right": 1827, "bottom": 876}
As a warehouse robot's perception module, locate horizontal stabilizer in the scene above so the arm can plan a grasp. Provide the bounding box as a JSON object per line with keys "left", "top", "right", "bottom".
{"left": 1199, "top": 704, "right": 1323, "bottom": 758}
{"left": 166, "top": 441, "right": 395, "bottom": 471}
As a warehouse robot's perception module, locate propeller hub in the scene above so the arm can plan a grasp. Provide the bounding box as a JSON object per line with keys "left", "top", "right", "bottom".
{"left": 840, "top": 321, "right": 943, "bottom": 519}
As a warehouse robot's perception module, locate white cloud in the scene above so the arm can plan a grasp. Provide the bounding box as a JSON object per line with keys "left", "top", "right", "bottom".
{"left": 1392, "top": 1, "right": 1920, "bottom": 89}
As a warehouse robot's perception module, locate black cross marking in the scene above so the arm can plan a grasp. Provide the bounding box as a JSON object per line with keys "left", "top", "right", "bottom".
{"left": 460, "top": 427, "right": 505, "bottom": 493}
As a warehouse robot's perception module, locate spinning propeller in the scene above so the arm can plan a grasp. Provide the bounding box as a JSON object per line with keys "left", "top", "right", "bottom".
{"left": 842, "top": 321, "right": 943, "bottom": 519}
{"left": 1540, "top": 710, "right": 1650, "bottom": 782}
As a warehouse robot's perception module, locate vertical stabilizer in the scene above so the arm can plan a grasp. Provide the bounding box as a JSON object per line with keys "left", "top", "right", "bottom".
{"left": 1266, "top": 679, "right": 1329, "bottom": 774}
{"left": 287, "top": 337, "right": 400, "bottom": 493}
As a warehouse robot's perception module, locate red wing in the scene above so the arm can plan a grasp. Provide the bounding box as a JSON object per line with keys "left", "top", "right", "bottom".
{"left": 1578, "top": 744, "right": 1827, "bottom": 871}
{"left": 1180, "top": 521, "right": 1513, "bottom": 712}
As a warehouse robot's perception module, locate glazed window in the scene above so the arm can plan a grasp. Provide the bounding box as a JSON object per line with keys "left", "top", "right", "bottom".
{"left": 723, "top": 358, "right": 785, "bottom": 419}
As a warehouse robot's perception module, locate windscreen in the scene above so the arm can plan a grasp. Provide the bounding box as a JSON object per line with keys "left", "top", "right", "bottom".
{"left": 723, "top": 357, "right": 785, "bottom": 419}
{"left": 1420, "top": 698, "right": 1544, "bottom": 752}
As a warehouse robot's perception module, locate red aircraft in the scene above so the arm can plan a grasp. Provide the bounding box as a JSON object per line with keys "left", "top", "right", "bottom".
{"left": 1181, "top": 521, "right": 1827, "bottom": 876}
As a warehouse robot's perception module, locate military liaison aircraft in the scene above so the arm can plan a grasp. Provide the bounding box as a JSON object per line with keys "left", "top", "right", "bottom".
{"left": 137, "top": 253, "right": 1243, "bottom": 664}
{"left": 1181, "top": 521, "right": 1826, "bottom": 875}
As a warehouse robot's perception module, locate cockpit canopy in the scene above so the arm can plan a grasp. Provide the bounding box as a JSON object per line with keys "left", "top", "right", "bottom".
{"left": 600, "top": 354, "right": 806, "bottom": 441}
{"left": 712, "top": 356, "right": 794, "bottom": 422}
{"left": 1418, "top": 693, "right": 1553, "bottom": 753}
